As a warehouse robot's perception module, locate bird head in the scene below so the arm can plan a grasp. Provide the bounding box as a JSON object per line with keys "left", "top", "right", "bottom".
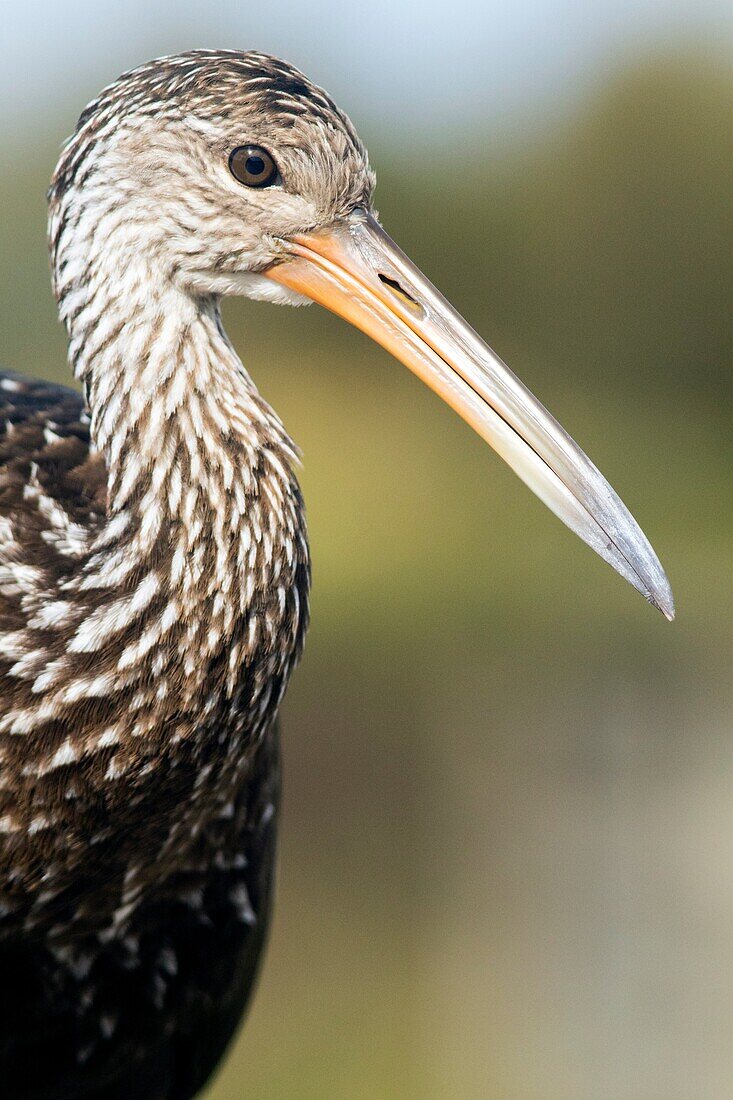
{"left": 50, "top": 49, "right": 673, "bottom": 618}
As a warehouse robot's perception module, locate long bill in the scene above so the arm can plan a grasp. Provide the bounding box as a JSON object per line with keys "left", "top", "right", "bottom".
{"left": 265, "top": 209, "right": 674, "bottom": 619}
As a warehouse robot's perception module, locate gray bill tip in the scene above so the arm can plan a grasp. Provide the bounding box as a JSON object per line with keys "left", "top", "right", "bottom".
{"left": 650, "top": 578, "right": 675, "bottom": 621}
{"left": 621, "top": 534, "right": 674, "bottom": 620}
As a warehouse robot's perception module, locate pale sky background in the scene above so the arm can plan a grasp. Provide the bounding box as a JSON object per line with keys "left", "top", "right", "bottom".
{"left": 3, "top": 0, "right": 732, "bottom": 143}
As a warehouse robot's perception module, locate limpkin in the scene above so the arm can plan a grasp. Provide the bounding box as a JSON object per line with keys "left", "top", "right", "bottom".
{"left": 0, "top": 50, "right": 673, "bottom": 1099}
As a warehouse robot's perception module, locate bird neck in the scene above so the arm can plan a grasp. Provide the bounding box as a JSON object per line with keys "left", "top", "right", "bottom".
{"left": 66, "top": 268, "right": 291, "bottom": 511}
{"left": 50, "top": 241, "right": 309, "bottom": 696}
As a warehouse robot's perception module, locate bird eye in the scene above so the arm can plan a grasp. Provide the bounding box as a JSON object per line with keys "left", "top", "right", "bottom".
{"left": 228, "top": 145, "right": 280, "bottom": 188}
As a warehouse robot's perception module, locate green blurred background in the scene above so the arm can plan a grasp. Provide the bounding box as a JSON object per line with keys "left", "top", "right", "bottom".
{"left": 2, "top": 3, "right": 732, "bottom": 1096}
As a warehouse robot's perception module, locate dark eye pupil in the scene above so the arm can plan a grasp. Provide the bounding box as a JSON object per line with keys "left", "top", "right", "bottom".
{"left": 245, "top": 156, "right": 265, "bottom": 176}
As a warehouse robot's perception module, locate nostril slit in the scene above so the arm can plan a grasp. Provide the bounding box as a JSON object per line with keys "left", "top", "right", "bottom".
{"left": 377, "top": 273, "right": 422, "bottom": 314}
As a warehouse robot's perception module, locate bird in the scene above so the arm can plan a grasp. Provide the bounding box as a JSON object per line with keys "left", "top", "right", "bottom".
{"left": 0, "top": 49, "right": 673, "bottom": 1099}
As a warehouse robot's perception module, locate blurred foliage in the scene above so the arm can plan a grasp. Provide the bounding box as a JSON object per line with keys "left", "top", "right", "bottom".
{"left": 1, "top": 52, "right": 731, "bottom": 1099}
